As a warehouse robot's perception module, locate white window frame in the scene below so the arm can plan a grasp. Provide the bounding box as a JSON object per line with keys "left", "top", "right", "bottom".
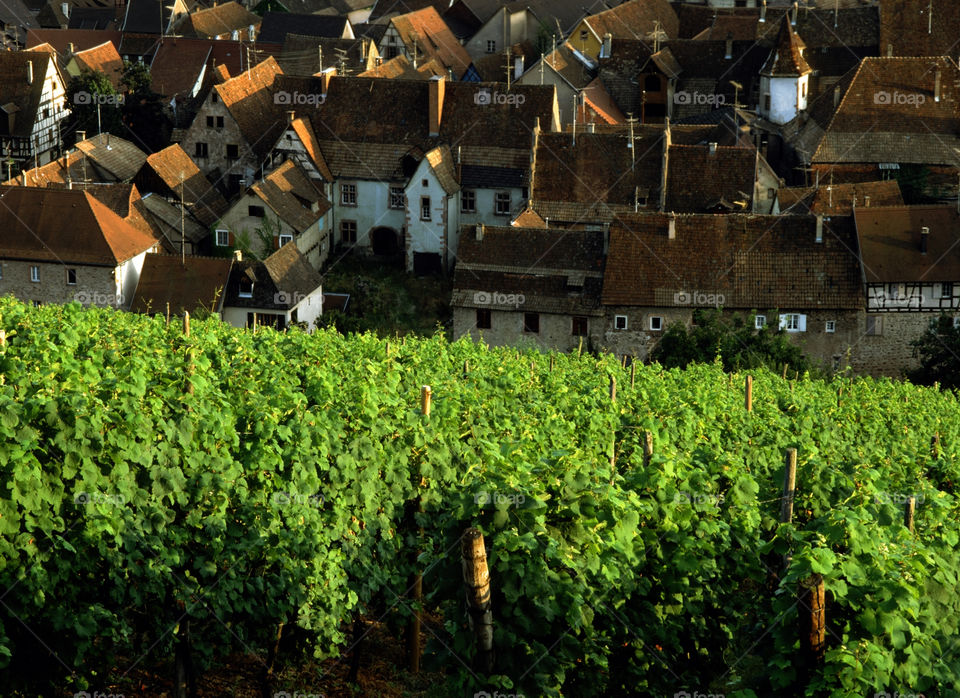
{"left": 420, "top": 196, "right": 431, "bottom": 220}
{"left": 941, "top": 282, "right": 954, "bottom": 299}
{"left": 215, "top": 229, "right": 230, "bottom": 246}
{"left": 66, "top": 268, "right": 77, "bottom": 285}
{"left": 30, "top": 266, "right": 40, "bottom": 283}
{"left": 779, "top": 313, "right": 806, "bottom": 332}
{"left": 389, "top": 186, "right": 404, "bottom": 209}
{"left": 278, "top": 233, "right": 293, "bottom": 247}
{"left": 755, "top": 314, "right": 766, "bottom": 329}
{"left": 614, "top": 315, "right": 628, "bottom": 330}
{"left": 825, "top": 320, "right": 836, "bottom": 333}
{"left": 238, "top": 280, "right": 253, "bottom": 298}
{"left": 340, "top": 183, "right": 357, "bottom": 206}
{"left": 495, "top": 191, "right": 511, "bottom": 216}
{"left": 486, "top": 40, "right": 496, "bottom": 54}
{"left": 649, "top": 316, "right": 663, "bottom": 331}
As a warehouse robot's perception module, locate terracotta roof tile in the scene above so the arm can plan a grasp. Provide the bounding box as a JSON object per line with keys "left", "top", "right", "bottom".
{"left": 141, "top": 144, "right": 229, "bottom": 226}
{"left": 665, "top": 144, "right": 757, "bottom": 213}
{"left": 131, "top": 254, "right": 233, "bottom": 314}
{"left": 585, "top": 0, "right": 678, "bottom": 44}
{"left": 390, "top": 6, "right": 473, "bottom": 78}
{"left": 223, "top": 242, "right": 321, "bottom": 308}
{"left": 761, "top": 14, "right": 812, "bottom": 76}
{"left": 72, "top": 40, "right": 124, "bottom": 88}
{"left": 182, "top": 1, "right": 260, "bottom": 40}
{"left": 854, "top": 204, "right": 960, "bottom": 283}
{"left": 778, "top": 180, "right": 904, "bottom": 216}
{"left": 249, "top": 159, "right": 330, "bottom": 234}
{"left": 879, "top": 0, "right": 960, "bottom": 58}
{"left": 148, "top": 38, "right": 213, "bottom": 99}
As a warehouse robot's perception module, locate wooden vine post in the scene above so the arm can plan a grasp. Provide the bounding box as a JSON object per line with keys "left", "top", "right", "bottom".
{"left": 406, "top": 385, "right": 431, "bottom": 673}
{"left": 0, "top": 329, "right": 5, "bottom": 347}
{"left": 904, "top": 495, "right": 916, "bottom": 533}
{"left": 608, "top": 376, "right": 617, "bottom": 481}
{"left": 630, "top": 360, "right": 636, "bottom": 388}
{"left": 798, "top": 573, "right": 826, "bottom": 670}
{"left": 932, "top": 432, "right": 941, "bottom": 459}
{"left": 782, "top": 363, "right": 789, "bottom": 380}
{"left": 182, "top": 310, "right": 190, "bottom": 337}
{"left": 165, "top": 302, "right": 170, "bottom": 326}
{"left": 462, "top": 527, "right": 494, "bottom": 673}
{"left": 780, "top": 448, "right": 797, "bottom": 571}
{"left": 642, "top": 431, "right": 653, "bottom": 468}
{"left": 745, "top": 375, "right": 753, "bottom": 412}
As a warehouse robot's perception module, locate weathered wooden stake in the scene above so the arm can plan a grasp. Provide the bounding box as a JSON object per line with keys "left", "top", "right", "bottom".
{"left": 837, "top": 385, "right": 842, "bottom": 409}
{"left": 630, "top": 361, "right": 636, "bottom": 388}
{"left": 781, "top": 448, "right": 797, "bottom": 523}
{"left": 0, "top": 329, "right": 5, "bottom": 347}
{"left": 904, "top": 495, "right": 916, "bottom": 533}
{"left": 421, "top": 385, "right": 432, "bottom": 417}
{"left": 406, "top": 385, "right": 431, "bottom": 673}
{"left": 385, "top": 341, "right": 390, "bottom": 357}
{"left": 782, "top": 363, "right": 789, "bottom": 380}
{"left": 165, "top": 302, "right": 170, "bottom": 326}
{"left": 745, "top": 375, "right": 753, "bottom": 412}
{"left": 182, "top": 311, "right": 190, "bottom": 337}
{"left": 549, "top": 354, "right": 554, "bottom": 372}
{"left": 798, "top": 573, "right": 825, "bottom": 667}
{"left": 621, "top": 354, "right": 627, "bottom": 368}
{"left": 609, "top": 375, "right": 616, "bottom": 404}
{"left": 462, "top": 528, "right": 494, "bottom": 673}
{"left": 642, "top": 431, "right": 653, "bottom": 468}
{"left": 577, "top": 336, "right": 583, "bottom": 357}
{"left": 932, "top": 432, "right": 941, "bottom": 459}
{"left": 464, "top": 359, "right": 470, "bottom": 375}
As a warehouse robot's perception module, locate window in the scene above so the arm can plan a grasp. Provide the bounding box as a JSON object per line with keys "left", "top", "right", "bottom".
{"left": 66, "top": 268, "right": 77, "bottom": 285}
{"left": 888, "top": 282, "right": 906, "bottom": 300}
{"left": 461, "top": 189, "right": 476, "bottom": 213}
{"left": 866, "top": 315, "right": 882, "bottom": 336}
{"left": 779, "top": 313, "right": 806, "bottom": 332}
{"left": 579, "top": 30, "right": 588, "bottom": 41}
{"left": 476, "top": 308, "right": 491, "bottom": 329}
{"left": 523, "top": 312, "right": 539, "bottom": 334}
{"left": 941, "top": 282, "right": 953, "bottom": 299}
{"left": 422, "top": 179, "right": 429, "bottom": 187}
{"left": 649, "top": 316, "right": 663, "bottom": 331}
{"left": 767, "top": 187, "right": 776, "bottom": 199}
{"left": 614, "top": 315, "right": 628, "bottom": 330}
{"left": 572, "top": 316, "right": 588, "bottom": 336}
{"left": 226, "top": 144, "right": 239, "bottom": 160}
{"left": 43, "top": 108, "right": 50, "bottom": 119}
{"left": 279, "top": 233, "right": 293, "bottom": 247}
{"left": 340, "top": 220, "right": 357, "bottom": 244}
{"left": 238, "top": 278, "right": 253, "bottom": 298}
{"left": 763, "top": 94, "right": 771, "bottom": 112}
{"left": 216, "top": 229, "right": 230, "bottom": 246}
{"left": 486, "top": 40, "right": 496, "bottom": 53}
{"left": 32, "top": 300, "right": 42, "bottom": 307}
{"left": 495, "top": 191, "right": 510, "bottom": 215}
{"left": 341, "top": 183, "right": 357, "bottom": 206}
{"left": 825, "top": 320, "right": 836, "bottom": 333}
{"left": 248, "top": 205, "right": 265, "bottom": 217}
{"left": 30, "top": 266, "right": 39, "bottom": 282}
{"left": 206, "top": 115, "right": 214, "bottom": 127}
{"left": 195, "top": 142, "right": 208, "bottom": 158}
{"left": 211, "top": 92, "right": 218, "bottom": 103}
{"left": 644, "top": 75, "right": 660, "bottom": 92}
{"left": 420, "top": 196, "right": 431, "bottom": 220}
{"left": 389, "top": 186, "right": 404, "bottom": 209}
{"left": 216, "top": 115, "right": 224, "bottom": 128}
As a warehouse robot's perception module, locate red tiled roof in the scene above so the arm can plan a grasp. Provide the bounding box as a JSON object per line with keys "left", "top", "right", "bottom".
{"left": 142, "top": 144, "right": 229, "bottom": 226}
{"left": 585, "top": 0, "right": 679, "bottom": 44}
{"left": 182, "top": 1, "right": 260, "bottom": 40}
{"left": 72, "top": 40, "right": 124, "bottom": 88}
{"left": 391, "top": 6, "right": 473, "bottom": 78}
{"left": 665, "top": 144, "right": 757, "bottom": 213}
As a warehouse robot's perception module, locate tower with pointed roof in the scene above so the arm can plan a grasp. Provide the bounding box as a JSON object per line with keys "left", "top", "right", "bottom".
{"left": 758, "top": 14, "right": 812, "bottom": 125}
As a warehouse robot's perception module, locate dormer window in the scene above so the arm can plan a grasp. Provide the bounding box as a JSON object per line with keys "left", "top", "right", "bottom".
{"left": 238, "top": 278, "right": 253, "bottom": 298}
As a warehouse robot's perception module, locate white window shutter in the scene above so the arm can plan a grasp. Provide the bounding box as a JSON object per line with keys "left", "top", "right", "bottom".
{"left": 798, "top": 315, "right": 807, "bottom": 331}
{"left": 779, "top": 314, "right": 788, "bottom": 330}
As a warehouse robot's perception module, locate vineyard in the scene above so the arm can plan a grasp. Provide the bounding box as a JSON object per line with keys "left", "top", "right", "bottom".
{"left": 0, "top": 297, "right": 958, "bottom": 697}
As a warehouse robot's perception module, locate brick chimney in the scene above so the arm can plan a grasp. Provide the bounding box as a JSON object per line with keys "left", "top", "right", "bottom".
{"left": 429, "top": 75, "right": 444, "bottom": 137}
{"left": 921, "top": 226, "right": 929, "bottom": 254}
{"left": 759, "top": 0, "right": 766, "bottom": 23}
{"left": 725, "top": 33, "right": 733, "bottom": 60}
{"left": 26, "top": 60, "right": 33, "bottom": 85}
{"left": 287, "top": 110, "right": 295, "bottom": 124}
{"left": 320, "top": 66, "right": 335, "bottom": 94}
{"left": 667, "top": 211, "right": 676, "bottom": 239}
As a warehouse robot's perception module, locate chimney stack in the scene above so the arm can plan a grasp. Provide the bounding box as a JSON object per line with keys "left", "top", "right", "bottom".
{"left": 475, "top": 223, "right": 484, "bottom": 241}
{"left": 864, "top": 195, "right": 870, "bottom": 207}
{"left": 725, "top": 33, "right": 733, "bottom": 60}
{"left": 886, "top": 43, "right": 893, "bottom": 58}
{"left": 602, "top": 33, "right": 612, "bottom": 58}
{"left": 320, "top": 66, "right": 335, "bottom": 94}
{"left": 233, "top": 249, "right": 242, "bottom": 262}
{"left": 815, "top": 214, "right": 823, "bottom": 243}
{"left": 708, "top": 141, "right": 717, "bottom": 155}
{"left": 833, "top": 84, "right": 841, "bottom": 108}
{"left": 26, "top": 60, "right": 33, "bottom": 85}
{"left": 667, "top": 212, "right": 676, "bottom": 240}
{"left": 759, "top": 0, "right": 766, "bottom": 23}
{"left": 67, "top": 42, "right": 75, "bottom": 55}
{"left": 586, "top": 122, "right": 595, "bottom": 133}
{"left": 791, "top": 2, "right": 798, "bottom": 26}
{"left": 248, "top": 24, "right": 256, "bottom": 41}
{"left": 921, "top": 226, "right": 929, "bottom": 254}
{"left": 76, "top": 130, "right": 86, "bottom": 142}
{"left": 428, "top": 74, "right": 444, "bottom": 137}
{"left": 61, "top": 1, "right": 68, "bottom": 18}
{"left": 287, "top": 110, "right": 295, "bottom": 124}
{"left": 934, "top": 65, "right": 942, "bottom": 102}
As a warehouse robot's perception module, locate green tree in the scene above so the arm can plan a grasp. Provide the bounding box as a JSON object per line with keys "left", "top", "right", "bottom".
{"left": 64, "top": 71, "right": 123, "bottom": 146}
{"left": 650, "top": 308, "right": 814, "bottom": 374}
{"left": 907, "top": 313, "right": 960, "bottom": 389}
{"left": 120, "top": 60, "right": 170, "bottom": 152}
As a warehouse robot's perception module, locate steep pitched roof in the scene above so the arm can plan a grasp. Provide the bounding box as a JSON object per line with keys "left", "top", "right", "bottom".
{"left": 0, "top": 186, "right": 158, "bottom": 265}
{"left": 854, "top": 205, "right": 960, "bottom": 283}
{"left": 665, "top": 144, "right": 757, "bottom": 213}
{"left": 141, "top": 144, "right": 229, "bottom": 226}
{"left": 148, "top": 37, "right": 213, "bottom": 99}
{"left": 453, "top": 225, "right": 605, "bottom": 315}
{"left": 0, "top": 52, "right": 51, "bottom": 139}
{"left": 811, "top": 57, "right": 960, "bottom": 165}
{"left": 181, "top": 1, "right": 260, "bottom": 39}
{"left": 879, "top": 0, "right": 960, "bottom": 58}
{"left": 390, "top": 6, "right": 472, "bottom": 78}
{"left": 357, "top": 52, "right": 443, "bottom": 79}
{"left": 423, "top": 144, "right": 458, "bottom": 194}
{"left": 131, "top": 254, "right": 233, "bottom": 314}
{"left": 27, "top": 28, "right": 122, "bottom": 55}
{"left": 535, "top": 41, "right": 597, "bottom": 90}
{"left": 214, "top": 56, "right": 288, "bottom": 161}
{"left": 601, "top": 213, "right": 862, "bottom": 309}
{"left": 289, "top": 116, "right": 333, "bottom": 181}
{"left": 72, "top": 40, "right": 124, "bottom": 88}
{"left": 258, "top": 11, "right": 350, "bottom": 44}
{"left": 249, "top": 159, "right": 330, "bottom": 234}
{"left": 761, "top": 14, "right": 812, "bottom": 76}
{"left": 122, "top": 0, "right": 174, "bottom": 34}
{"left": 223, "top": 242, "right": 322, "bottom": 309}
{"left": 279, "top": 35, "right": 374, "bottom": 76}
{"left": 438, "top": 82, "right": 557, "bottom": 150}
{"left": 75, "top": 134, "right": 148, "bottom": 182}
{"left": 584, "top": 0, "right": 678, "bottom": 44}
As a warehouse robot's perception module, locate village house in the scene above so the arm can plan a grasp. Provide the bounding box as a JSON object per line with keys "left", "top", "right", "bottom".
{"left": 175, "top": 1, "right": 261, "bottom": 41}
{"left": 451, "top": 224, "right": 605, "bottom": 352}
{"left": 852, "top": 204, "right": 960, "bottom": 376}
{"left": 517, "top": 41, "right": 597, "bottom": 126}
{"left": 0, "top": 186, "right": 159, "bottom": 309}
{"left": 774, "top": 180, "right": 904, "bottom": 215}
{"left": 278, "top": 35, "right": 379, "bottom": 77}
{"left": 377, "top": 6, "right": 472, "bottom": 78}
{"left": 63, "top": 40, "right": 124, "bottom": 89}
{"left": 120, "top": 0, "right": 189, "bottom": 35}
{"left": 0, "top": 51, "right": 68, "bottom": 175}
{"left": 258, "top": 11, "right": 354, "bottom": 44}
{"left": 131, "top": 253, "right": 234, "bottom": 316}
{"left": 221, "top": 243, "right": 324, "bottom": 331}
{"left": 567, "top": 0, "right": 678, "bottom": 62}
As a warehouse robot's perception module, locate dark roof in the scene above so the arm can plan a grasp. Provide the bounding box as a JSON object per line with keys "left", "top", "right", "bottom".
{"left": 368, "top": 0, "right": 449, "bottom": 23}
{"left": 879, "top": 0, "right": 960, "bottom": 58}
{"left": 453, "top": 225, "right": 605, "bottom": 315}
{"left": 223, "top": 242, "right": 322, "bottom": 309}
{"left": 121, "top": 0, "right": 173, "bottom": 34}
{"left": 460, "top": 164, "right": 525, "bottom": 188}
{"left": 854, "top": 205, "right": 960, "bottom": 284}
{"left": 148, "top": 37, "right": 213, "bottom": 99}
{"left": 279, "top": 35, "right": 373, "bottom": 76}
{"left": 601, "top": 212, "right": 863, "bottom": 310}
{"left": 778, "top": 181, "right": 904, "bottom": 216}
{"left": 131, "top": 254, "right": 234, "bottom": 314}
{"left": 68, "top": 7, "right": 117, "bottom": 30}
{"left": 258, "top": 11, "right": 350, "bottom": 43}
{"left": 249, "top": 159, "right": 330, "bottom": 233}
{"left": 760, "top": 14, "right": 812, "bottom": 76}
{"left": 0, "top": 52, "right": 52, "bottom": 139}
{"left": 665, "top": 144, "right": 757, "bottom": 213}
{"left": 584, "top": 0, "right": 679, "bottom": 43}
{"left": 0, "top": 186, "right": 158, "bottom": 265}
{"left": 757, "top": 8, "right": 879, "bottom": 49}
{"left": 438, "top": 82, "right": 556, "bottom": 150}
{"left": 26, "top": 28, "right": 123, "bottom": 54}
{"left": 139, "top": 144, "right": 229, "bottom": 226}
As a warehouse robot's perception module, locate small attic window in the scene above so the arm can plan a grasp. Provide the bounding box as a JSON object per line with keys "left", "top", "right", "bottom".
{"left": 238, "top": 278, "right": 253, "bottom": 298}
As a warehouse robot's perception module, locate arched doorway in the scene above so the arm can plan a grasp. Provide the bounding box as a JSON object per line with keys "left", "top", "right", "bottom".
{"left": 371, "top": 227, "right": 400, "bottom": 256}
